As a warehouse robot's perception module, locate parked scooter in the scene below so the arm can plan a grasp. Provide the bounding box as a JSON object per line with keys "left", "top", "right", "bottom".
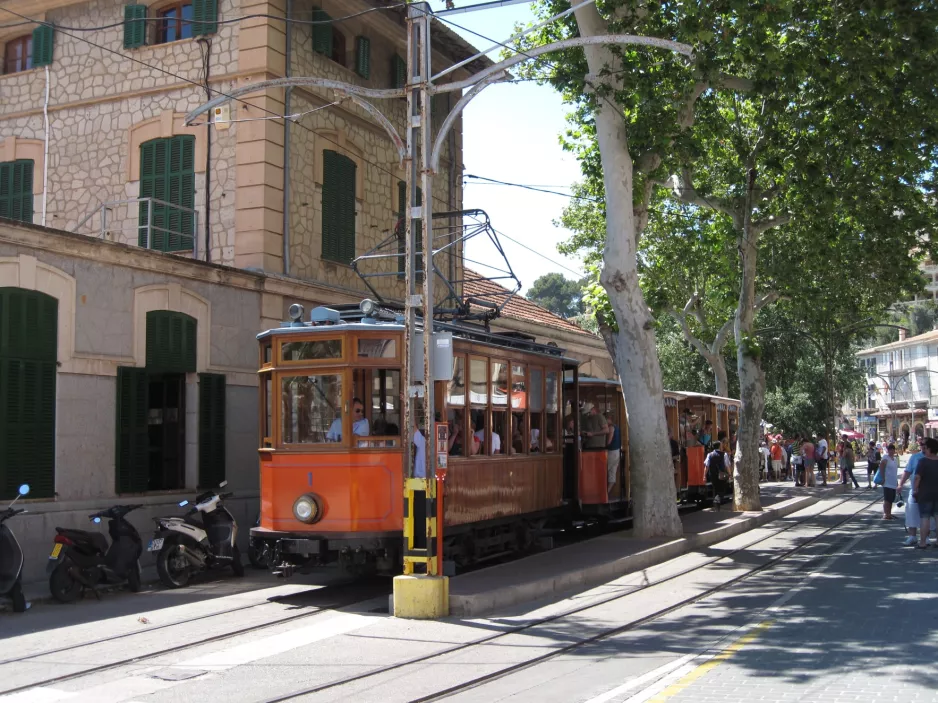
{"left": 47, "top": 504, "right": 143, "bottom": 602}
{"left": 0, "top": 485, "right": 31, "bottom": 612}
{"left": 150, "top": 481, "right": 244, "bottom": 588}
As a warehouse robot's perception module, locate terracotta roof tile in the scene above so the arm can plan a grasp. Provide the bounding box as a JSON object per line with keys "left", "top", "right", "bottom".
{"left": 462, "top": 270, "right": 597, "bottom": 338}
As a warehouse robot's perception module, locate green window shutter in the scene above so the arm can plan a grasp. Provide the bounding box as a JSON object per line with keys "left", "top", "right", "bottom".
{"left": 392, "top": 54, "right": 407, "bottom": 89}
{"left": 321, "top": 150, "right": 356, "bottom": 265}
{"left": 0, "top": 288, "right": 57, "bottom": 500}
{"left": 138, "top": 137, "right": 194, "bottom": 251}
{"left": 193, "top": 0, "right": 217, "bottom": 37}
{"left": 354, "top": 36, "right": 371, "bottom": 78}
{"left": 198, "top": 373, "right": 226, "bottom": 488}
{"left": 31, "top": 25, "right": 54, "bottom": 67}
{"left": 312, "top": 8, "right": 333, "bottom": 56}
{"left": 115, "top": 367, "right": 149, "bottom": 494}
{"left": 123, "top": 5, "right": 147, "bottom": 49}
{"left": 146, "top": 310, "right": 197, "bottom": 373}
{"left": 0, "top": 160, "right": 34, "bottom": 224}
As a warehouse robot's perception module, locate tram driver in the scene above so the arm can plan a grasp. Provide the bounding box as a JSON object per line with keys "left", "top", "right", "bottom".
{"left": 326, "top": 397, "right": 370, "bottom": 441}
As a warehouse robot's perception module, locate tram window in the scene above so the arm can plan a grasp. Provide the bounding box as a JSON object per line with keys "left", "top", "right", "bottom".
{"left": 470, "top": 409, "right": 491, "bottom": 455}
{"left": 491, "top": 361, "right": 508, "bottom": 408}
{"left": 530, "top": 413, "right": 543, "bottom": 453}
{"left": 492, "top": 410, "right": 507, "bottom": 455}
{"left": 448, "top": 356, "right": 465, "bottom": 406}
{"left": 261, "top": 373, "right": 272, "bottom": 447}
{"left": 546, "top": 371, "right": 559, "bottom": 453}
{"left": 370, "top": 369, "right": 402, "bottom": 437}
{"left": 470, "top": 358, "right": 488, "bottom": 405}
{"left": 511, "top": 411, "right": 526, "bottom": 455}
{"left": 530, "top": 368, "right": 544, "bottom": 412}
{"left": 511, "top": 363, "right": 526, "bottom": 409}
{"left": 358, "top": 337, "right": 397, "bottom": 359}
{"left": 447, "top": 408, "right": 467, "bottom": 456}
{"left": 281, "top": 339, "right": 342, "bottom": 362}
{"left": 261, "top": 343, "right": 272, "bottom": 366}
{"left": 280, "top": 373, "right": 343, "bottom": 444}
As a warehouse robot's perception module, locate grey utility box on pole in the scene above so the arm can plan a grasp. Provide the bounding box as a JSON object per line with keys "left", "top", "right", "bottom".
{"left": 410, "top": 331, "right": 454, "bottom": 383}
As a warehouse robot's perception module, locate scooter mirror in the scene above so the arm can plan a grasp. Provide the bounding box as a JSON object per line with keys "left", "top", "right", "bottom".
{"left": 179, "top": 500, "right": 189, "bottom": 507}
{"left": 219, "top": 480, "right": 228, "bottom": 488}
{"left": 93, "top": 517, "right": 102, "bottom": 524}
{"left": 18, "top": 484, "right": 29, "bottom": 496}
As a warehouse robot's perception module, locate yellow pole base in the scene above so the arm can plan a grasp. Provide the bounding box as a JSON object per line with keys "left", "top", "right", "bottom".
{"left": 392, "top": 574, "right": 449, "bottom": 619}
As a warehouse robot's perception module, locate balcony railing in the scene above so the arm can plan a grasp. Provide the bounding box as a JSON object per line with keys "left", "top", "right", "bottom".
{"left": 73, "top": 198, "right": 203, "bottom": 260}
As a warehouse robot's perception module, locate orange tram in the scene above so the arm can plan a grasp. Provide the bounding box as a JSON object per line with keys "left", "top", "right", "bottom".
{"left": 250, "top": 304, "right": 738, "bottom": 575}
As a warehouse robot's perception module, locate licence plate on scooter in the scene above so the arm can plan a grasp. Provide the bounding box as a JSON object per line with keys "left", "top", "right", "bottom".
{"left": 49, "top": 543, "right": 62, "bottom": 559}
{"left": 148, "top": 538, "right": 164, "bottom": 552}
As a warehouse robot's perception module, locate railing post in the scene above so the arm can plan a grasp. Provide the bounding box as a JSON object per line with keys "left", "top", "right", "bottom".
{"left": 147, "top": 198, "right": 153, "bottom": 250}
{"left": 194, "top": 214, "right": 200, "bottom": 260}
{"left": 101, "top": 206, "right": 108, "bottom": 240}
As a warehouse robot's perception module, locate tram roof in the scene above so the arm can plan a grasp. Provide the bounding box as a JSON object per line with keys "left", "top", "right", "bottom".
{"left": 576, "top": 378, "right": 740, "bottom": 405}
{"left": 258, "top": 306, "right": 578, "bottom": 363}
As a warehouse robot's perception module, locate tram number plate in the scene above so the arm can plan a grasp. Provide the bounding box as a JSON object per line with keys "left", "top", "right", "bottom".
{"left": 148, "top": 538, "right": 164, "bottom": 552}
{"left": 49, "top": 543, "right": 62, "bottom": 559}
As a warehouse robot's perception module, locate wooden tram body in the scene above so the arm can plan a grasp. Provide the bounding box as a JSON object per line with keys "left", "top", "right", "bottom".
{"left": 250, "top": 305, "right": 737, "bottom": 574}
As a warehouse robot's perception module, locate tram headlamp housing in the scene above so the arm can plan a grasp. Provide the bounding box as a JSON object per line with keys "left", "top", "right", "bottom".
{"left": 293, "top": 494, "right": 324, "bottom": 524}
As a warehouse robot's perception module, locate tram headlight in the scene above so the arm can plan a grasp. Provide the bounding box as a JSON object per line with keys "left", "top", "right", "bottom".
{"left": 293, "top": 494, "right": 323, "bottom": 524}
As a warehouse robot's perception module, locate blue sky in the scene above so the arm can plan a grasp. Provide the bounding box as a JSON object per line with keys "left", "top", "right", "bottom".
{"left": 427, "top": 1, "right": 587, "bottom": 293}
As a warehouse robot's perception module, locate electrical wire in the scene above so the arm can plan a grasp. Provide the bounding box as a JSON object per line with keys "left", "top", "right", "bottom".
{"left": 465, "top": 174, "right": 600, "bottom": 201}
{"left": 493, "top": 228, "right": 585, "bottom": 277}
{"left": 0, "top": 5, "right": 406, "bottom": 31}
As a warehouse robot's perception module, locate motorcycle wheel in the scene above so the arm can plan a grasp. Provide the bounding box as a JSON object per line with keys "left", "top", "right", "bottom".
{"left": 127, "top": 562, "right": 142, "bottom": 592}
{"left": 10, "top": 580, "right": 27, "bottom": 613}
{"left": 248, "top": 541, "right": 270, "bottom": 570}
{"left": 157, "top": 544, "right": 192, "bottom": 588}
{"left": 49, "top": 564, "right": 82, "bottom": 603}
{"left": 231, "top": 545, "right": 245, "bottom": 577}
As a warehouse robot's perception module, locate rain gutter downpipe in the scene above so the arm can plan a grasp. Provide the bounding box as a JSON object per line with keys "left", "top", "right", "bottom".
{"left": 41, "top": 66, "right": 50, "bottom": 226}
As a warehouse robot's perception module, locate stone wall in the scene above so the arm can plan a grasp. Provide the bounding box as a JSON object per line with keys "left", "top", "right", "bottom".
{"left": 0, "top": 0, "right": 240, "bottom": 264}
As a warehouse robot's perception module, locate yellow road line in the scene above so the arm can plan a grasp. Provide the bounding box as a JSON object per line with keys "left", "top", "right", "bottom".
{"left": 646, "top": 620, "right": 774, "bottom": 702}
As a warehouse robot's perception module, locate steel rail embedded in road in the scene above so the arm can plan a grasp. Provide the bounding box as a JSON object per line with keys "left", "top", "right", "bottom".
{"left": 261, "top": 493, "right": 880, "bottom": 703}
{"left": 0, "top": 580, "right": 390, "bottom": 697}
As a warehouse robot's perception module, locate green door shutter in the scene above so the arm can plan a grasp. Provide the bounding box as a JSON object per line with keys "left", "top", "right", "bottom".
{"left": 0, "top": 288, "right": 57, "bottom": 500}
{"left": 139, "top": 137, "right": 194, "bottom": 251}
{"left": 146, "top": 310, "right": 197, "bottom": 373}
{"left": 0, "top": 160, "right": 34, "bottom": 224}
{"left": 355, "top": 36, "right": 371, "bottom": 78}
{"left": 115, "top": 367, "right": 149, "bottom": 494}
{"left": 193, "top": 0, "right": 218, "bottom": 36}
{"left": 321, "top": 150, "right": 357, "bottom": 265}
{"left": 312, "top": 9, "right": 333, "bottom": 55}
{"left": 123, "top": 5, "right": 147, "bottom": 48}
{"left": 198, "top": 373, "right": 226, "bottom": 488}
{"left": 31, "top": 25, "right": 54, "bottom": 67}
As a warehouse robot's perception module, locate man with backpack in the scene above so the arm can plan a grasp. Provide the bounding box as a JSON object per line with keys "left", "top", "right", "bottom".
{"left": 866, "top": 441, "right": 881, "bottom": 489}
{"left": 705, "top": 441, "right": 731, "bottom": 508}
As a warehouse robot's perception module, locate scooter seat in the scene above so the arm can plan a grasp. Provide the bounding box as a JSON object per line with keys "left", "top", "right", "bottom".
{"left": 55, "top": 527, "right": 109, "bottom": 555}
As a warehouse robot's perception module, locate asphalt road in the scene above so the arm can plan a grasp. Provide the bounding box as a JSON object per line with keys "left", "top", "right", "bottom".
{"left": 2, "top": 490, "right": 932, "bottom": 703}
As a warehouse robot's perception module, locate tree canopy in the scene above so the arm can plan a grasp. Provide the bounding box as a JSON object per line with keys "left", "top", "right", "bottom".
{"left": 526, "top": 272, "right": 586, "bottom": 318}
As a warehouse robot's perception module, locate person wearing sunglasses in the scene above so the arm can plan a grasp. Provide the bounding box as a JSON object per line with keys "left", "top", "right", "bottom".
{"left": 325, "top": 398, "right": 370, "bottom": 441}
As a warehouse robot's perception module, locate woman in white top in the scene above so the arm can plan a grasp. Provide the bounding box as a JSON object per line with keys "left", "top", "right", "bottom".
{"left": 879, "top": 443, "right": 900, "bottom": 520}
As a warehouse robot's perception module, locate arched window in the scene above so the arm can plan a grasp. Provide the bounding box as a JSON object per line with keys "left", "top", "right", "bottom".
{"left": 138, "top": 135, "right": 196, "bottom": 252}
{"left": 321, "top": 149, "right": 357, "bottom": 264}
{"left": 3, "top": 35, "right": 31, "bottom": 74}
{"left": 0, "top": 288, "right": 57, "bottom": 499}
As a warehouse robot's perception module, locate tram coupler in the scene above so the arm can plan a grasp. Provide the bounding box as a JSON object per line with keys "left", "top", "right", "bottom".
{"left": 271, "top": 562, "right": 295, "bottom": 578}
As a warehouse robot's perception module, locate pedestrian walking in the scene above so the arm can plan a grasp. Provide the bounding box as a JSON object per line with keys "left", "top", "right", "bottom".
{"left": 759, "top": 442, "right": 771, "bottom": 481}
{"left": 865, "top": 441, "right": 880, "bottom": 488}
{"left": 605, "top": 412, "right": 622, "bottom": 498}
{"left": 770, "top": 439, "right": 784, "bottom": 481}
{"left": 840, "top": 441, "right": 859, "bottom": 488}
{"left": 897, "top": 439, "right": 938, "bottom": 546}
{"left": 817, "top": 435, "right": 830, "bottom": 486}
{"left": 911, "top": 445, "right": 938, "bottom": 549}
{"left": 802, "top": 439, "right": 817, "bottom": 487}
{"left": 705, "top": 441, "right": 731, "bottom": 507}
{"left": 878, "top": 444, "right": 900, "bottom": 520}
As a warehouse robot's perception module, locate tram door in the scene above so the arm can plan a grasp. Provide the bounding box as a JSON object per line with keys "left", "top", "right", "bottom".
{"left": 561, "top": 365, "right": 579, "bottom": 502}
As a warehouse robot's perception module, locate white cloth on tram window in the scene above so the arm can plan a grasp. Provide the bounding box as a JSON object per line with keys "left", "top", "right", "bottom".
{"left": 475, "top": 428, "right": 501, "bottom": 453}
{"left": 325, "top": 416, "right": 370, "bottom": 441}
{"left": 413, "top": 427, "right": 427, "bottom": 478}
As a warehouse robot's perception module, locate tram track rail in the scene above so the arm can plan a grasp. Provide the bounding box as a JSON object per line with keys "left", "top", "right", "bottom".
{"left": 260, "top": 492, "right": 880, "bottom": 703}
{"left": 0, "top": 579, "right": 390, "bottom": 697}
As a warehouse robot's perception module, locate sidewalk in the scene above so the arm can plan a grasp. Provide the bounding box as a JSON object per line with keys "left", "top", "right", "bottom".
{"left": 446, "top": 483, "right": 849, "bottom": 617}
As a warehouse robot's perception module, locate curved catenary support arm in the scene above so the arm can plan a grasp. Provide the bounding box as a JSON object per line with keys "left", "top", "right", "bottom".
{"left": 430, "top": 71, "right": 508, "bottom": 173}
{"left": 333, "top": 90, "right": 406, "bottom": 166}
{"left": 429, "top": 34, "right": 693, "bottom": 171}
{"left": 431, "top": 34, "right": 694, "bottom": 96}
{"left": 184, "top": 77, "right": 406, "bottom": 125}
